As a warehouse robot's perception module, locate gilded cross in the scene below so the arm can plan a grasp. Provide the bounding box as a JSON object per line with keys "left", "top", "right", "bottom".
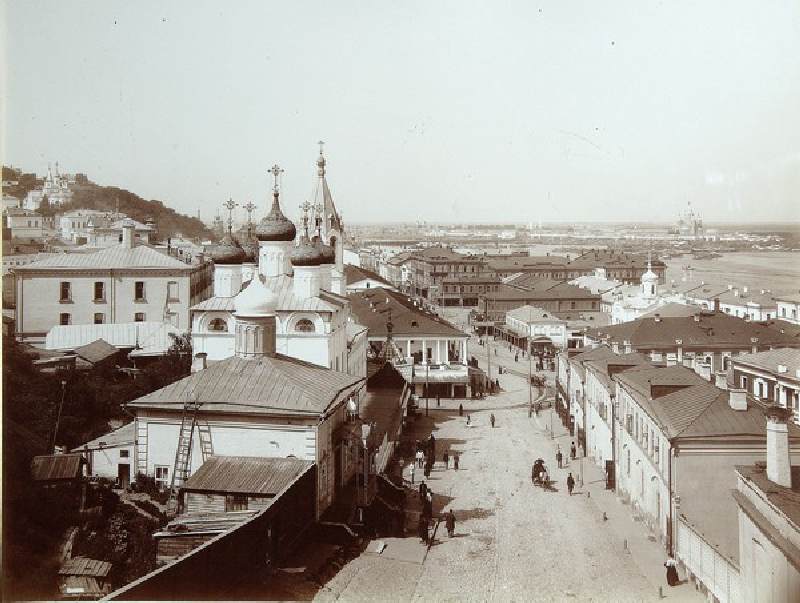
{"left": 268, "top": 164, "right": 284, "bottom": 193}
{"left": 223, "top": 197, "right": 238, "bottom": 233}
{"left": 242, "top": 201, "right": 257, "bottom": 225}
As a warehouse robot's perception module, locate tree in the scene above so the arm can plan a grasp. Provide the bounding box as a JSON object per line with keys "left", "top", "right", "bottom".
{"left": 37, "top": 194, "right": 53, "bottom": 217}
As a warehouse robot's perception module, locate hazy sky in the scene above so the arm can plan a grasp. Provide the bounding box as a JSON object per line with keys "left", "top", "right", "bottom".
{"left": 3, "top": 1, "right": 799, "bottom": 224}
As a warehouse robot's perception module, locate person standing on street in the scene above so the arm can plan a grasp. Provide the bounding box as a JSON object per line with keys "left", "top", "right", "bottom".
{"left": 446, "top": 510, "right": 456, "bottom": 537}
{"left": 443, "top": 450, "right": 449, "bottom": 469}
{"left": 418, "top": 515, "right": 429, "bottom": 544}
{"left": 424, "top": 461, "right": 431, "bottom": 479}
{"left": 454, "top": 453, "right": 460, "bottom": 470}
{"left": 437, "top": 394, "right": 440, "bottom": 408}
{"left": 556, "top": 447, "right": 563, "bottom": 469}
{"left": 459, "top": 403, "right": 463, "bottom": 416}
{"left": 570, "top": 441, "right": 577, "bottom": 460}
{"left": 419, "top": 480, "right": 427, "bottom": 500}
{"left": 490, "top": 413, "right": 496, "bottom": 428}
{"left": 664, "top": 557, "right": 679, "bottom": 586}
{"left": 416, "top": 449, "right": 424, "bottom": 468}
{"left": 410, "top": 462, "right": 416, "bottom": 484}
{"left": 466, "top": 414, "right": 471, "bottom": 426}
{"left": 567, "top": 473, "right": 575, "bottom": 496}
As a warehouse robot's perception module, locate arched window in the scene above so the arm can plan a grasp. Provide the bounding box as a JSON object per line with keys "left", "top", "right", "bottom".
{"left": 208, "top": 318, "right": 228, "bottom": 332}
{"left": 295, "top": 319, "right": 316, "bottom": 333}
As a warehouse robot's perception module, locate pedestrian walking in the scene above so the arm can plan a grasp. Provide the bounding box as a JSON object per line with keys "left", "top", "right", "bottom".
{"left": 424, "top": 462, "right": 431, "bottom": 479}
{"left": 409, "top": 463, "right": 416, "bottom": 484}
{"left": 664, "top": 557, "right": 679, "bottom": 586}
{"left": 515, "top": 354, "right": 518, "bottom": 362}
{"left": 445, "top": 509, "right": 456, "bottom": 537}
{"left": 567, "top": 473, "right": 575, "bottom": 496}
{"left": 490, "top": 413, "right": 496, "bottom": 428}
{"left": 458, "top": 403, "right": 463, "bottom": 416}
{"left": 437, "top": 394, "right": 440, "bottom": 408}
{"left": 466, "top": 414, "right": 471, "bottom": 426}
{"left": 570, "top": 441, "right": 577, "bottom": 460}
{"left": 429, "top": 433, "right": 436, "bottom": 459}
{"left": 418, "top": 515, "right": 429, "bottom": 544}
{"left": 443, "top": 450, "right": 449, "bottom": 469}
{"left": 454, "top": 453, "right": 460, "bottom": 470}
{"left": 416, "top": 449, "right": 424, "bottom": 468}
{"left": 419, "top": 480, "right": 427, "bottom": 500}
{"left": 556, "top": 448, "right": 563, "bottom": 469}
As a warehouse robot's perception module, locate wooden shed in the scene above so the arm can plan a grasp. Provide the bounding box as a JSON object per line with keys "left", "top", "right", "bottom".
{"left": 58, "top": 556, "right": 112, "bottom": 599}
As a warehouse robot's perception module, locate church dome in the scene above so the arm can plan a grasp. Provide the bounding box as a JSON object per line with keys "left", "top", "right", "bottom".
{"left": 291, "top": 235, "right": 325, "bottom": 266}
{"left": 256, "top": 191, "right": 296, "bottom": 242}
{"left": 316, "top": 240, "right": 335, "bottom": 265}
{"left": 205, "top": 233, "right": 247, "bottom": 265}
{"left": 234, "top": 276, "right": 278, "bottom": 316}
{"left": 237, "top": 228, "right": 259, "bottom": 263}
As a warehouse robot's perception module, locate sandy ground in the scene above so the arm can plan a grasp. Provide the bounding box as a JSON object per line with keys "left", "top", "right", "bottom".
{"left": 317, "top": 336, "right": 703, "bottom": 602}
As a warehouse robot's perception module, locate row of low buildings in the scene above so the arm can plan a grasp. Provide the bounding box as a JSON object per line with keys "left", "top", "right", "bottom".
{"left": 556, "top": 309, "right": 800, "bottom": 602}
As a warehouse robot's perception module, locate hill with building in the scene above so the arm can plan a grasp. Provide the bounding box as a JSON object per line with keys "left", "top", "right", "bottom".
{"left": 2, "top": 165, "right": 211, "bottom": 241}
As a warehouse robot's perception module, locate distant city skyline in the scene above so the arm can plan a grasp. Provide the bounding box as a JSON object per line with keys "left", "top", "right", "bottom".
{"left": 4, "top": 1, "right": 799, "bottom": 224}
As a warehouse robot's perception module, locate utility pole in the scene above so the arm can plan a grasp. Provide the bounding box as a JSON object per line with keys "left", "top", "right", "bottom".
{"left": 52, "top": 379, "right": 67, "bottom": 452}
{"left": 425, "top": 361, "right": 430, "bottom": 417}
{"left": 484, "top": 297, "right": 492, "bottom": 388}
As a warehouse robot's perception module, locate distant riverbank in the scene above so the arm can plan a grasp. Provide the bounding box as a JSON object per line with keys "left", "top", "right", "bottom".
{"left": 664, "top": 251, "right": 800, "bottom": 294}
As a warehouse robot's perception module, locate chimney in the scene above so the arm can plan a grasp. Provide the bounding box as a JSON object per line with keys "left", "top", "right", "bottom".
{"left": 121, "top": 219, "right": 135, "bottom": 249}
{"left": 695, "top": 362, "right": 712, "bottom": 381}
{"left": 693, "top": 313, "right": 700, "bottom": 322}
{"left": 713, "top": 297, "right": 720, "bottom": 313}
{"left": 765, "top": 406, "right": 793, "bottom": 488}
{"left": 191, "top": 352, "right": 208, "bottom": 373}
{"left": 743, "top": 286, "right": 748, "bottom": 295}
{"left": 654, "top": 313, "right": 661, "bottom": 322}
{"left": 728, "top": 388, "right": 748, "bottom": 411}
{"left": 714, "top": 371, "right": 728, "bottom": 390}
{"left": 623, "top": 340, "right": 632, "bottom": 354}
{"left": 675, "top": 339, "right": 683, "bottom": 364}
{"left": 751, "top": 337, "right": 759, "bottom": 354}
{"left": 727, "top": 284, "right": 733, "bottom": 290}
{"left": 777, "top": 364, "right": 788, "bottom": 374}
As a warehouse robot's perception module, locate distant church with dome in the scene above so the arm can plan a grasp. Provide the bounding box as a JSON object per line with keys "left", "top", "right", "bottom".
{"left": 190, "top": 146, "right": 367, "bottom": 379}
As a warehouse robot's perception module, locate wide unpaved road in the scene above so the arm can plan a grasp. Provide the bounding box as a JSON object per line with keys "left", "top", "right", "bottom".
{"left": 320, "top": 341, "right": 700, "bottom": 601}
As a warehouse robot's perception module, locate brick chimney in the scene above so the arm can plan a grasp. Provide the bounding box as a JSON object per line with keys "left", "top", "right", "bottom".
{"left": 751, "top": 337, "right": 759, "bottom": 354}
{"left": 714, "top": 371, "right": 728, "bottom": 390}
{"left": 121, "top": 219, "right": 135, "bottom": 249}
{"left": 713, "top": 297, "right": 720, "bottom": 313}
{"left": 765, "top": 406, "right": 793, "bottom": 488}
{"left": 728, "top": 388, "right": 748, "bottom": 411}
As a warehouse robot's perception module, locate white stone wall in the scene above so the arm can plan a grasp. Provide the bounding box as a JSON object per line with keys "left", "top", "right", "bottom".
{"left": 84, "top": 444, "right": 134, "bottom": 480}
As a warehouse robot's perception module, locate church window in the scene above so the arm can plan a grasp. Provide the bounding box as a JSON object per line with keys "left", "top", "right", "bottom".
{"left": 208, "top": 318, "right": 228, "bottom": 332}
{"left": 295, "top": 319, "right": 316, "bottom": 333}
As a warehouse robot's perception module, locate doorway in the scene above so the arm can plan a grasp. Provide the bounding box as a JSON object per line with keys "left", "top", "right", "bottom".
{"left": 118, "top": 463, "right": 131, "bottom": 488}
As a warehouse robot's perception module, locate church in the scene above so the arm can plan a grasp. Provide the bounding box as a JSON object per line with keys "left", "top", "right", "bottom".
{"left": 190, "top": 147, "right": 367, "bottom": 379}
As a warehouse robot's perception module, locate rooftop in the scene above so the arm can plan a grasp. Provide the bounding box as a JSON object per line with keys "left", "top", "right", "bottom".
{"left": 506, "top": 305, "right": 563, "bottom": 324}
{"left": 17, "top": 243, "right": 194, "bottom": 271}
{"left": 46, "top": 321, "right": 184, "bottom": 357}
{"left": 733, "top": 348, "right": 800, "bottom": 380}
{"left": 127, "top": 354, "right": 364, "bottom": 416}
{"left": 736, "top": 465, "right": 800, "bottom": 538}
{"left": 348, "top": 288, "right": 467, "bottom": 339}
{"left": 73, "top": 422, "right": 135, "bottom": 452}
{"left": 73, "top": 338, "right": 119, "bottom": 364}
{"left": 344, "top": 264, "right": 392, "bottom": 287}
{"left": 182, "top": 456, "right": 312, "bottom": 495}
{"left": 31, "top": 453, "right": 86, "bottom": 481}
{"left": 59, "top": 557, "right": 112, "bottom": 578}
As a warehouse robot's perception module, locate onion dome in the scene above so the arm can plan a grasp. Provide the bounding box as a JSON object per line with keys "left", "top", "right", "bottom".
{"left": 290, "top": 232, "right": 325, "bottom": 266}
{"left": 237, "top": 228, "right": 259, "bottom": 263}
{"left": 234, "top": 276, "right": 278, "bottom": 316}
{"left": 205, "top": 233, "right": 247, "bottom": 265}
{"left": 256, "top": 191, "right": 296, "bottom": 242}
{"left": 316, "top": 240, "right": 335, "bottom": 265}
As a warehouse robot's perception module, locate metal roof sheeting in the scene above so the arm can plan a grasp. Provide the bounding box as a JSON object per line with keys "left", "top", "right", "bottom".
{"left": 31, "top": 454, "right": 85, "bottom": 481}
{"left": 46, "top": 322, "right": 184, "bottom": 357}
{"left": 734, "top": 348, "right": 800, "bottom": 379}
{"left": 127, "top": 354, "right": 364, "bottom": 416}
{"left": 73, "top": 339, "right": 119, "bottom": 364}
{"left": 59, "top": 557, "right": 112, "bottom": 578}
{"left": 19, "top": 244, "right": 192, "bottom": 270}
{"left": 182, "top": 456, "right": 312, "bottom": 495}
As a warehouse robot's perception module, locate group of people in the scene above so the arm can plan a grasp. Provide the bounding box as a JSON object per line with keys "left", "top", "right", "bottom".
{"left": 409, "top": 434, "right": 460, "bottom": 484}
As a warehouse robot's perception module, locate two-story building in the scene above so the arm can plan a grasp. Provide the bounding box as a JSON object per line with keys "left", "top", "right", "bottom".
{"left": 14, "top": 221, "right": 213, "bottom": 343}
{"left": 776, "top": 293, "right": 800, "bottom": 325}
{"left": 730, "top": 349, "right": 800, "bottom": 424}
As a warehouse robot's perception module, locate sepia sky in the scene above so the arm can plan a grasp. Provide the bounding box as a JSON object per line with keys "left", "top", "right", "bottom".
{"left": 3, "top": 1, "right": 799, "bottom": 224}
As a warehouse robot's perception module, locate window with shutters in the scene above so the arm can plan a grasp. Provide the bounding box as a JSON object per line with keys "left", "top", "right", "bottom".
{"left": 60, "top": 281, "right": 71, "bottom": 302}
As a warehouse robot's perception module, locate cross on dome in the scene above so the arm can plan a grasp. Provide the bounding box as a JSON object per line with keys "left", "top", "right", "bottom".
{"left": 268, "top": 164, "right": 284, "bottom": 193}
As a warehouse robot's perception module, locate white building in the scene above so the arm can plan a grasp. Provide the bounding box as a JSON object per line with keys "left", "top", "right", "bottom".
{"left": 2, "top": 195, "right": 21, "bottom": 211}
{"left": 4, "top": 208, "right": 50, "bottom": 239}
{"left": 776, "top": 293, "right": 800, "bottom": 325}
{"left": 505, "top": 305, "right": 568, "bottom": 349}
{"left": 190, "top": 151, "right": 367, "bottom": 380}
{"left": 23, "top": 162, "right": 74, "bottom": 210}
{"left": 689, "top": 286, "right": 778, "bottom": 321}
{"left": 73, "top": 423, "right": 135, "bottom": 487}
{"left": 127, "top": 276, "right": 367, "bottom": 519}
{"left": 14, "top": 221, "right": 213, "bottom": 343}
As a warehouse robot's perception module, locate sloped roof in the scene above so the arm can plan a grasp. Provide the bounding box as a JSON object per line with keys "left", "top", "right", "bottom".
{"left": 776, "top": 293, "right": 800, "bottom": 304}
{"left": 127, "top": 354, "right": 364, "bottom": 416}
{"left": 483, "top": 281, "right": 600, "bottom": 301}
{"left": 18, "top": 243, "right": 192, "bottom": 270}
{"left": 46, "top": 322, "right": 183, "bottom": 357}
{"left": 183, "top": 456, "right": 312, "bottom": 495}
{"left": 348, "top": 288, "right": 467, "bottom": 339}
{"left": 507, "top": 305, "right": 563, "bottom": 323}
{"left": 31, "top": 454, "right": 86, "bottom": 481}
{"left": 584, "top": 352, "right": 652, "bottom": 390}
{"left": 504, "top": 275, "right": 564, "bottom": 291}
{"left": 615, "top": 365, "right": 705, "bottom": 400}
{"left": 568, "top": 346, "right": 619, "bottom": 380}
{"left": 73, "top": 422, "right": 135, "bottom": 452}
{"left": 733, "top": 348, "right": 800, "bottom": 380}
{"left": 59, "top": 557, "right": 112, "bottom": 578}
{"left": 586, "top": 312, "right": 799, "bottom": 350}
{"left": 640, "top": 303, "right": 704, "bottom": 319}
{"left": 73, "top": 339, "right": 119, "bottom": 364}
{"left": 344, "top": 265, "right": 392, "bottom": 287}
{"left": 190, "top": 274, "right": 344, "bottom": 313}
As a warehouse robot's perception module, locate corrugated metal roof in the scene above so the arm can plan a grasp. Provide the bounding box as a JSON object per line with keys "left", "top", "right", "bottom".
{"left": 127, "top": 354, "right": 365, "bottom": 416}
{"left": 18, "top": 243, "right": 193, "bottom": 270}
{"left": 31, "top": 454, "right": 85, "bottom": 481}
{"left": 182, "top": 456, "right": 312, "bottom": 495}
{"left": 344, "top": 265, "right": 392, "bottom": 287}
{"left": 74, "top": 339, "right": 119, "bottom": 364}
{"left": 46, "top": 322, "right": 183, "bottom": 357}
{"left": 59, "top": 557, "right": 112, "bottom": 578}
